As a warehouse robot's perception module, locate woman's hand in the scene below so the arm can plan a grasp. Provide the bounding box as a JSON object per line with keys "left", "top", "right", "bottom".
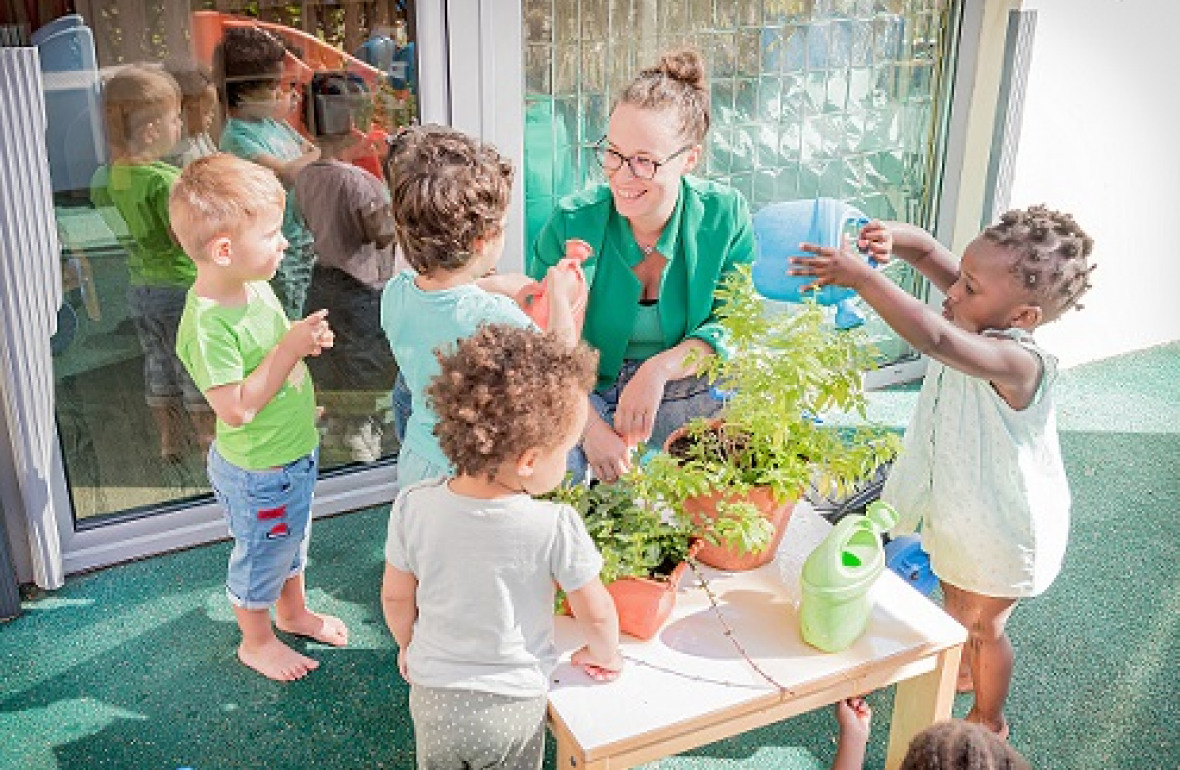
{"left": 857, "top": 220, "right": 893, "bottom": 263}
{"left": 581, "top": 413, "right": 632, "bottom": 483}
{"left": 613, "top": 360, "right": 669, "bottom": 447}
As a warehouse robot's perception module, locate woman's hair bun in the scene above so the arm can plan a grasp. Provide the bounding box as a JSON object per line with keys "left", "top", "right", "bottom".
{"left": 656, "top": 48, "right": 706, "bottom": 91}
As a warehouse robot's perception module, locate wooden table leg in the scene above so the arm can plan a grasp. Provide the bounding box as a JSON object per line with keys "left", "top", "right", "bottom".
{"left": 885, "top": 644, "right": 963, "bottom": 769}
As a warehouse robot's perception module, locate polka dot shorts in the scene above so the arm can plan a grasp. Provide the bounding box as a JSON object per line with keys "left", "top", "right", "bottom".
{"left": 409, "top": 685, "right": 547, "bottom": 770}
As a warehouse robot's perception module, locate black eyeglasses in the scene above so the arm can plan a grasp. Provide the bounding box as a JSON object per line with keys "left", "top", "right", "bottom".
{"left": 593, "top": 140, "right": 694, "bottom": 180}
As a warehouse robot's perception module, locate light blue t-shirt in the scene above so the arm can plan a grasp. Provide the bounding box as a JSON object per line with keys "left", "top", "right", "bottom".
{"left": 220, "top": 117, "right": 313, "bottom": 248}
{"left": 380, "top": 271, "right": 534, "bottom": 473}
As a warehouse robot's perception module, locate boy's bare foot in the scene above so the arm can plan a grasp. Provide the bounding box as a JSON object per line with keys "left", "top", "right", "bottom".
{"left": 276, "top": 610, "right": 349, "bottom": 647}
{"left": 238, "top": 638, "right": 320, "bottom": 681}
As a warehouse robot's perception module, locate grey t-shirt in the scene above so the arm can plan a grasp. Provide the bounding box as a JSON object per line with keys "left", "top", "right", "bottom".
{"left": 294, "top": 158, "right": 394, "bottom": 289}
{"left": 384, "top": 478, "right": 604, "bottom": 697}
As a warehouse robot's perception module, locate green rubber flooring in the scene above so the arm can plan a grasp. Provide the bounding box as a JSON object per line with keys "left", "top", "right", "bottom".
{"left": 2, "top": 342, "right": 1177, "bottom": 769}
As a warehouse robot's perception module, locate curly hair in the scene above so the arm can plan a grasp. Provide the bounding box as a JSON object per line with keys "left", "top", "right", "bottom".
{"left": 616, "top": 47, "right": 711, "bottom": 143}
{"left": 982, "top": 204, "right": 1095, "bottom": 322}
{"left": 428, "top": 325, "right": 598, "bottom": 481}
{"left": 900, "top": 720, "right": 1030, "bottom": 770}
{"left": 384, "top": 125, "right": 513, "bottom": 275}
{"left": 215, "top": 26, "right": 286, "bottom": 108}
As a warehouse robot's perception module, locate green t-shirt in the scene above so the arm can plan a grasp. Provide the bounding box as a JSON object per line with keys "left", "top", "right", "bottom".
{"left": 176, "top": 282, "right": 319, "bottom": 469}
{"left": 98, "top": 162, "right": 196, "bottom": 288}
{"left": 528, "top": 176, "right": 756, "bottom": 388}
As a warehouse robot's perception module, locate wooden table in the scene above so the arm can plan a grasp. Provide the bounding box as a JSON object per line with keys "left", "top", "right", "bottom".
{"left": 548, "top": 503, "right": 966, "bottom": 769}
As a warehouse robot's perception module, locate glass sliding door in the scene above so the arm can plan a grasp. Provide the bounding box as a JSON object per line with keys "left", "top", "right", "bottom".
{"left": 522, "top": 0, "right": 959, "bottom": 369}
{"left": 37, "top": 1, "right": 423, "bottom": 525}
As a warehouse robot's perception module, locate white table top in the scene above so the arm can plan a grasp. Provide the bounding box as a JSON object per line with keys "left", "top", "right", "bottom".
{"left": 549, "top": 502, "right": 967, "bottom": 755}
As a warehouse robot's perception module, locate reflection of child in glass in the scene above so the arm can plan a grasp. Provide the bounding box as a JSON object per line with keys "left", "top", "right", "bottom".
{"left": 215, "top": 26, "right": 320, "bottom": 320}
{"left": 379, "top": 126, "right": 578, "bottom": 488}
{"left": 794, "top": 206, "right": 1095, "bottom": 739}
{"left": 98, "top": 63, "right": 214, "bottom": 457}
{"left": 294, "top": 72, "right": 398, "bottom": 463}
{"left": 170, "top": 154, "right": 348, "bottom": 682}
{"left": 832, "top": 698, "right": 1030, "bottom": 770}
{"left": 382, "top": 324, "right": 622, "bottom": 769}
{"left": 163, "top": 62, "right": 219, "bottom": 167}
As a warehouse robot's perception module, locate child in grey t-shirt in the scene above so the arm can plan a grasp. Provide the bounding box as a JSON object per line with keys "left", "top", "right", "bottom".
{"left": 381, "top": 325, "right": 622, "bottom": 769}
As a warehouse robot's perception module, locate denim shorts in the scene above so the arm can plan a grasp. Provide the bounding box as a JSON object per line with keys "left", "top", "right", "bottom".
{"left": 208, "top": 444, "right": 318, "bottom": 610}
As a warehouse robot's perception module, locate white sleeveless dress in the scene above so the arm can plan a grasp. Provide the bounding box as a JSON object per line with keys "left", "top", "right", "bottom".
{"left": 882, "top": 329, "right": 1070, "bottom": 598}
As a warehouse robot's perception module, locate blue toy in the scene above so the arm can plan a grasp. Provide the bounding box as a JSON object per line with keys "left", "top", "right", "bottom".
{"left": 751, "top": 198, "right": 877, "bottom": 329}
{"left": 884, "top": 534, "right": 937, "bottom": 596}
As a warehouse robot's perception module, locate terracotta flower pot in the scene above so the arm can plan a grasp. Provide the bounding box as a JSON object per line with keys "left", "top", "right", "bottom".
{"left": 565, "top": 541, "right": 701, "bottom": 641}
{"left": 664, "top": 420, "right": 798, "bottom": 571}
{"left": 683, "top": 488, "right": 796, "bottom": 571}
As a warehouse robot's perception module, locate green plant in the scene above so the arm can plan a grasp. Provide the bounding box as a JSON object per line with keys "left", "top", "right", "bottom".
{"left": 645, "top": 266, "right": 901, "bottom": 510}
{"left": 547, "top": 470, "right": 772, "bottom": 585}
{"left": 548, "top": 478, "right": 692, "bottom": 585}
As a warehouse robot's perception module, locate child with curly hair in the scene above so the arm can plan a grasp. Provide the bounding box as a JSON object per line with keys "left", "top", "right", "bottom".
{"left": 381, "top": 324, "right": 622, "bottom": 769}
{"left": 380, "top": 125, "right": 578, "bottom": 487}
{"left": 832, "top": 698, "right": 1030, "bottom": 769}
{"left": 793, "top": 205, "right": 1094, "bottom": 739}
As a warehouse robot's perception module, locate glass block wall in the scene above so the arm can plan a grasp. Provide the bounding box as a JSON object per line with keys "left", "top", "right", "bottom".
{"left": 523, "top": 0, "right": 957, "bottom": 363}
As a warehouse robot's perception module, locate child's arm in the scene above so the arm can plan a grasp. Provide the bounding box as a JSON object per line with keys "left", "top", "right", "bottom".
{"left": 832, "top": 697, "right": 872, "bottom": 770}
{"left": 380, "top": 562, "right": 418, "bottom": 681}
{"left": 541, "top": 263, "right": 579, "bottom": 347}
{"left": 252, "top": 144, "right": 321, "bottom": 187}
{"left": 360, "top": 200, "right": 397, "bottom": 249}
{"left": 862, "top": 220, "right": 962, "bottom": 295}
{"left": 565, "top": 578, "right": 624, "bottom": 682}
{"left": 476, "top": 271, "right": 534, "bottom": 298}
{"left": 202, "top": 309, "right": 333, "bottom": 427}
{"left": 792, "top": 241, "right": 1041, "bottom": 406}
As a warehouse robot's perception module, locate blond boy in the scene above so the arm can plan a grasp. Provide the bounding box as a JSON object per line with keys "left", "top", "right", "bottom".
{"left": 170, "top": 153, "right": 347, "bottom": 681}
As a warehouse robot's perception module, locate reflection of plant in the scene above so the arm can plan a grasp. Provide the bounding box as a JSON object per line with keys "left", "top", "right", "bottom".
{"left": 645, "top": 266, "right": 901, "bottom": 510}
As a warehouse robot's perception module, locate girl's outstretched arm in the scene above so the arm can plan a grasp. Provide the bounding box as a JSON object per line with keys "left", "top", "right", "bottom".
{"left": 868, "top": 220, "right": 961, "bottom": 294}
{"left": 793, "top": 241, "right": 1042, "bottom": 408}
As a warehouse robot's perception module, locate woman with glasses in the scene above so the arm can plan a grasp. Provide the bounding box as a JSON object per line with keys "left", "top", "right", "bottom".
{"left": 528, "top": 48, "right": 755, "bottom": 483}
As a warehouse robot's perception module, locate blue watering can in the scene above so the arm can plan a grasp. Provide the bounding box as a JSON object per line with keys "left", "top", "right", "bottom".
{"left": 752, "top": 198, "right": 877, "bottom": 329}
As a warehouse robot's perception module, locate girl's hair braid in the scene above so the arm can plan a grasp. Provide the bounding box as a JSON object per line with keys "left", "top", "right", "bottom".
{"left": 899, "top": 720, "right": 1031, "bottom": 770}
{"left": 982, "top": 204, "right": 1096, "bottom": 322}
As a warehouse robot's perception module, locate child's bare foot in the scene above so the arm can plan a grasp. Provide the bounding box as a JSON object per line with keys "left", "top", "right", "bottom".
{"left": 276, "top": 610, "right": 349, "bottom": 647}
{"left": 238, "top": 638, "right": 320, "bottom": 681}
{"left": 966, "top": 710, "right": 1009, "bottom": 741}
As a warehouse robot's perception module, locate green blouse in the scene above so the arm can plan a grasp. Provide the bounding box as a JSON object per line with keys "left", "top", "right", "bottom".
{"left": 528, "top": 176, "right": 756, "bottom": 388}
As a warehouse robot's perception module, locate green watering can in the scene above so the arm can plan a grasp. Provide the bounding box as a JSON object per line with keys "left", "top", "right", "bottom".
{"left": 799, "top": 501, "right": 899, "bottom": 653}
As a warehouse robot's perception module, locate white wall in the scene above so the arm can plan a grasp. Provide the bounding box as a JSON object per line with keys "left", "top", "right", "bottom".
{"left": 1007, "top": 0, "right": 1180, "bottom": 367}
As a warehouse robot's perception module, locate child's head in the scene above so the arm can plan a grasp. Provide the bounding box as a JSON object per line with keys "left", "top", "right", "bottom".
{"left": 169, "top": 153, "right": 287, "bottom": 277}
{"left": 164, "top": 62, "right": 219, "bottom": 140}
{"left": 216, "top": 26, "right": 287, "bottom": 112}
{"left": 428, "top": 325, "right": 598, "bottom": 493}
{"left": 306, "top": 72, "right": 369, "bottom": 156}
{"left": 385, "top": 125, "right": 514, "bottom": 276}
{"left": 949, "top": 205, "right": 1095, "bottom": 333}
{"left": 900, "top": 720, "right": 1030, "bottom": 770}
{"left": 102, "top": 64, "right": 182, "bottom": 161}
